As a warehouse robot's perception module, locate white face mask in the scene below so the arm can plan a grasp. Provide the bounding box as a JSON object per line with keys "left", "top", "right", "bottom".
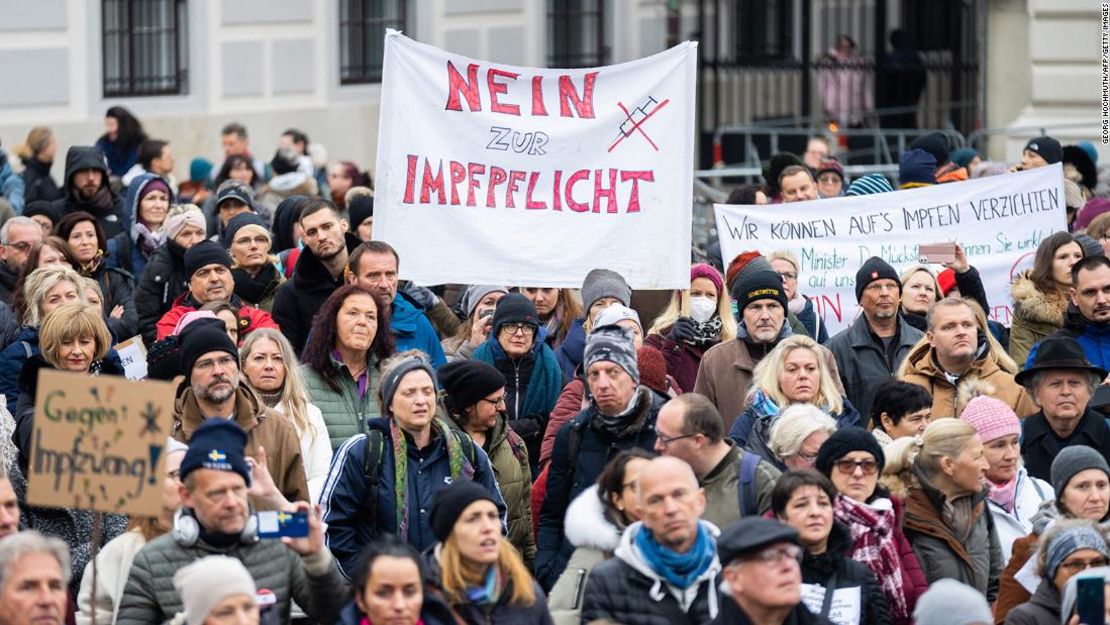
{"left": 688, "top": 296, "right": 717, "bottom": 324}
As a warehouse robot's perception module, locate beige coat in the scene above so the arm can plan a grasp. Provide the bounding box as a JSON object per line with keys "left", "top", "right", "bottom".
{"left": 1008, "top": 272, "right": 1068, "bottom": 368}
{"left": 899, "top": 342, "right": 1038, "bottom": 419}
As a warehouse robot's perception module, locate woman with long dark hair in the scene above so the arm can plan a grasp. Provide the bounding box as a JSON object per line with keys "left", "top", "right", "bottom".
{"left": 54, "top": 211, "right": 136, "bottom": 338}
{"left": 1009, "top": 232, "right": 1083, "bottom": 365}
{"left": 336, "top": 537, "right": 457, "bottom": 625}
{"left": 300, "top": 284, "right": 395, "bottom": 449}
{"left": 95, "top": 106, "right": 147, "bottom": 177}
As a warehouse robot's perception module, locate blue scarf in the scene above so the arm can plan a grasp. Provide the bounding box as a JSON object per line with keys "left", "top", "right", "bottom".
{"left": 635, "top": 523, "right": 716, "bottom": 590}
{"left": 472, "top": 335, "right": 563, "bottom": 418}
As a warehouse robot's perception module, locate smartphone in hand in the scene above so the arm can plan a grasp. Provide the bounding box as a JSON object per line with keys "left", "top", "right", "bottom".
{"left": 1077, "top": 576, "right": 1106, "bottom": 625}
{"left": 917, "top": 242, "right": 958, "bottom": 265}
{"left": 256, "top": 510, "right": 309, "bottom": 539}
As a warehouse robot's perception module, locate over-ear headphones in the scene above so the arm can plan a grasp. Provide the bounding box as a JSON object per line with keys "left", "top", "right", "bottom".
{"left": 172, "top": 507, "right": 258, "bottom": 547}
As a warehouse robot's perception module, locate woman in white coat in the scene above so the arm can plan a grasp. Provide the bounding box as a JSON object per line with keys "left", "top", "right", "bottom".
{"left": 960, "top": 394, "right": 1052, "bottom": 563}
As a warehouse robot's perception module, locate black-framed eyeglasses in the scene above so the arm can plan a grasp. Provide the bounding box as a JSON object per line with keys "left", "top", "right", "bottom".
{"left": 500, "top": 323, "right": 536, "bottom": 337}
{"left": 1060, "top": 556, "right": 1110, "bottom": 572}
{"left": 480, "top": 395, "right": 507, "bottom": 407}
{"left": 7, "top": 241, "right": 31, "bottom": 253}
{"left": 654, "top": 429, "right": 695, "bottom": 448}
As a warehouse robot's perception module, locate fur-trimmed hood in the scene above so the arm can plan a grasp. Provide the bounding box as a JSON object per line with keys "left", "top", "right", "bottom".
{"left": 564, "top": 484, "right": 623, "bottom": 552}
{"left": 1011, "top": 271, "right": 1068, "bottom": 327}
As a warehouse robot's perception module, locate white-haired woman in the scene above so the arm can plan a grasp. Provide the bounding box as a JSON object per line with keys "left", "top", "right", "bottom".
{"left": 731, "top": 335, "right": 859, "bottom": 463}
{"left": 240, "top": 328, "right": 331, "bottom": 502}
{"left": 767, "top": 403, "right": 838, "bottom": 471}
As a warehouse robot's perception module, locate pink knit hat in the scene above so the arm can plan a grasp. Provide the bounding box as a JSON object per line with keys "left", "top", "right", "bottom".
{"left": 690, "top": 263, "right": 724, "bottom": 297}
{"left": 960, "top": 396, "right": 1021, "bottom": 443}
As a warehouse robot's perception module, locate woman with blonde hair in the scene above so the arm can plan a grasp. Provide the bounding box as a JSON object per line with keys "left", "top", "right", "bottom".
{"left": 645, "top": 263, "right": 736, "bottom": 392}
{"left": 899, "top": 266, "right": 942, "bottom": 331}
{"left": 0, "top": 266, "right": 86, "bottom": 413}
{"left": 520, "top": 287, "right": 583, "bottom": 350}
{"left": 425, "top": 480, "right": 551, "bottom": 625}
{"left": 900, "top": 418, "right": 1002, "bottom": 598}
{"left": 767, "top": 251, "right": 827, "bottom": 343}
{"left": 15, "top": 126, "right": 62, "bottom": 205}
{"left": 730, "top": 334, "right": 859, "bottom": 462}
{"left": 240, "top": 328, "right": 332, "bottom": 501}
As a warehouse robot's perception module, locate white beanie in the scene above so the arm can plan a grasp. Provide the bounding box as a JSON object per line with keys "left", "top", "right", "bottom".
{"left": 173, "top": 556, "right": 257, "bottom": 625}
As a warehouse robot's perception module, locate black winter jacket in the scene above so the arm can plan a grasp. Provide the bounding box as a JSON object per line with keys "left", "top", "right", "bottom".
{"left": 0, "top": 261, "right": 16, "bottom": 306}
{"left": 20, "top": 157, "right": 62, "bottom": 206}
{"left": 1021, "top": 405, "right": 1110, "bottom": 483}
{"left": 50, "top": 146, "right": 129, "bottom": 238}
{"left": 536, "top": 387, "right": 662, "bottom": 590}
{"left": 134, "top": 239, "right": 188, "bottom": 345}
{"left": 800, "top": 523, "right": 891, "bottom": 625}
{"left": 89, "top": 263, "right": 137, "bottom": 339}
{"left": 423, "top": 551, "right": 554, "bottom": 625}
{"left": 272, "top": 232, "right": 362, "bottom": 354}
{"left": 710, "top": 595, "right": 831, "bottom": 625}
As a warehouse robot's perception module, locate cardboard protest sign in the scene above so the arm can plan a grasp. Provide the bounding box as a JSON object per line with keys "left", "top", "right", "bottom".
{"left": 374, "top": 30, "right": 696, "bottom": 289}
{"left": 714, "top": 164, "right": 1068, "bottom": 335}
{"left": 27, "top": 370, "right": 175, "bottom": 516}
{"left": 114, "top": 335, "right": 148, "bottom": 381}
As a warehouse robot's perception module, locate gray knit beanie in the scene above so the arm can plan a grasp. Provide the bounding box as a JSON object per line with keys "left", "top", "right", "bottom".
{"left": 173, "top": 556, "right": 257, "bottom": 625}
{"left": 1051, "top": 446, "right": 1110, "bottom": 498}
{"left": 584, "top": 324, "right": 639, "bottom": 383}
{"left": 912, "top": 579, "right": 992, "bottom": 625}
{"left": 581, "top": 268, "right": 631, "bottom": 310}
{"left": 462, "top": 285, "right": 508, "bottom": 318}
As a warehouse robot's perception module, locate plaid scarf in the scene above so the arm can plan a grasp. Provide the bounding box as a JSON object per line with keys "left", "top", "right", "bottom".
{"left": 834, "top": 494, "right": 909, "bottom": 624}
{"left": 390, "top": 417, "right": 475, "bottom": 541}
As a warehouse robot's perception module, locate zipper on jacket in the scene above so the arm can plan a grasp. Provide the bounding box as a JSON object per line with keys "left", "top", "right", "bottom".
{"left": 513, "top": 359, "right": 522, "bottom": 419}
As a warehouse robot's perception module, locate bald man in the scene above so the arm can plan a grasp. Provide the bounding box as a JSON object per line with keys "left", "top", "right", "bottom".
{"left": 581, "top": 456, "right": 721, "bottom": 625}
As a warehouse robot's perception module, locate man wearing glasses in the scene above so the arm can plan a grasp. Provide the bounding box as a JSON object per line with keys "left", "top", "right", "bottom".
{"left": 654, "top": 394, "right": 780, "bottom": 529}
{"left": 0, "top": 216, "right": 43, "bottom": 304}
{"left": 715, "top": 517, "right": 820, "bottom": 625}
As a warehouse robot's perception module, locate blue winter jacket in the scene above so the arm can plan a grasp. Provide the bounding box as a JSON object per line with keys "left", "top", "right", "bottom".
{"left": 0, "top": 153, "right": 25, "bottom": 214}
{"left": 0, "top": 327, "right": 39, "bottom": 414}
{"left": 1027, "top": 306, "right": 1110, "bottom": 371}
{"left": 554, "top": 317, "right": 586, "bottom": 379}
{"left": 319, "top": 417, "right": 506, "bottom": 579}
{"left": 392, "top": 291, "right": 447, "bottom": 368}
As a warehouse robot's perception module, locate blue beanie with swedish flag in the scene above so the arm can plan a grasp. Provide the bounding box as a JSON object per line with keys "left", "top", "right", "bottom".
{"left": 179, "top": 419, "right": 251, "bottom": 485}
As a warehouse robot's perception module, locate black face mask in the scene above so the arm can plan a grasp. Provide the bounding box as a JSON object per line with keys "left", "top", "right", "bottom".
{"left": 198, "top": 522, "right": 244, "bottom": 548}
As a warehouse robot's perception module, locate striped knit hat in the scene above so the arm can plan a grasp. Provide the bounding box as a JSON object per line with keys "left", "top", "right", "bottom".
{"left": 845, "top": 173, "right": 894, "bottom": 196}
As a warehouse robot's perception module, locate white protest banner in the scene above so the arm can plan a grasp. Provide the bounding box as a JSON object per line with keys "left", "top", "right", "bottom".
{"left": 374, "top": 31, "right": 696, "bottom": 289}
{"left": 714, "top": 164, "right": 1068, "bottom": 335}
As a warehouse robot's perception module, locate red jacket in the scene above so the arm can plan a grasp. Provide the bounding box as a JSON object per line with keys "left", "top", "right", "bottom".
{"left": 156, "top": 292, "right": 280, "bottom": 340}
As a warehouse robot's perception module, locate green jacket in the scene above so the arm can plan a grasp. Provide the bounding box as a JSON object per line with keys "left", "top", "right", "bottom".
{"left": 482, "top": 416, "right": 535, "bottom": 568}
{"left": 301, "top": 357, "right": 381, "bottom": 450}
{"left": 699, "top": 441, "right": 780, "bottom": 529}
{"left": 115, "top": 532, "right": 348, "bottom": 625}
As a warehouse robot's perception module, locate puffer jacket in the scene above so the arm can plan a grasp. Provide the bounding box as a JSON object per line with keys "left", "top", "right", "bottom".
{"left": 800, "top": 522, "right": 891, "bottom": 625}
{"left": 392, "top": 290, "right": 448, "bottom": 368}
{"left": 730, "top": 391, "right": 860, "bottom": 465}
{"left": 171, "top": 381, "right": 309, "bottom": 505}
{"left": 0, "top": 325, "right": 38, "bottom": 414}
{"left": 423, "top": 549, "right": 554, "bottom": 625}
{"left": 155, "top": 291, "right": 278, "bottom": 341}
{"left": 134, "top": 239, "right": 189, "bottom": 346}
{"left": 114, "top": 530, "right": 347, "bottom": 625}
{"left": 300, "top": 356, "right": 381, "bottom": 450}
{"left": 897, "top": 340, "right": 1037, "bottom": 419}
{"left": 50, "top": 146, "right": 129, "bottom": 238}
{"left": 826, "top": 313, "right": 923, "bottom": 423}
{"left": 1004, "top": 578, "right": 1061, "bottom": 625}
{"left": 483, "top": 415, "right": 536, "bottom": 568}
{"left": 1008, "top": 273, "right": 1067, "bottom": 368}
{"left": 319, "top": 417, "right": 507, "bottom": 575}
{"left": 536, "top": 386, "right": 662, "bottom": 590}
{"left": 89, "top": 262, "right": 138, "bottom": 339}
{"left": 988, "top": 468, "right": 1053, "bottom": 563}
{"left": 548, "top": 486, "right": 624, "bottom": 625}
{"left": 1030, "top": 305, "right": 1110, "bottom": 370}
{"left": 581, "top": 521, "right": 722, "bottom": 625}
{"left": 903, "top": 465, "right": 1003, "bottom": 600}
{"left": 271, "top": 231, "right": 360, "bottom": 354}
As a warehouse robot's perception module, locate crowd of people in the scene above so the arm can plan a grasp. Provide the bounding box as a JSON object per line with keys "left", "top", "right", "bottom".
{"left": 0, "top": 108, "right": 1109, "bottom": 625}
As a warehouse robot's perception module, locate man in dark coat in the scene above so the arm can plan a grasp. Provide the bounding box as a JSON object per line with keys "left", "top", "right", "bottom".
{"left": 537, "top": 324, "right": 661, "bottom": 589}
{"left": 582, "top": 457, "right": 721, "bottom": 625}
{"left": 49, "top": 146, "right": 129, "bottom": 238}
{"left": 0, "top": 217, "right": 43, "bottom": 305}
{"left": 272, "top": 198, "right": 358, "bottom": 354}
{"left": 1018, "top": 336, "right": 1110, "bottom": 481}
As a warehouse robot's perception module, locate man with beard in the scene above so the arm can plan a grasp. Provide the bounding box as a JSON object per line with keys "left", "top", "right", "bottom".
{"left": 169, "top": 322, "right": 308, "bottom": 504}
{"left": 49, "top": 146, "right": 128, "bottom": 238}
{"left": 1029, "top": 255, "right": 1110, "bottom": 371}
{"left": 155, "top": 240, "right": 279, "bottom": 340}
{"left": 272, "top": 199, "right": 361, "bottom": 353}
{"left": 345, "top": 240, "right": 448, "bottom": 367}
{"left": 827, "top": 256, "right": 924, "bottom": 419}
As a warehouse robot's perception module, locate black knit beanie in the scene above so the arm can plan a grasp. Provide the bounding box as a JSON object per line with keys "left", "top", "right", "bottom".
{"left": 730, "top": 269, "right": 787, "bottom": 312}
{"left": 854, "top": 256, "right": 900, "bottom": 302}
{"left": 438, "top": 360, "right": 506, "bottom": 415}
{"left": 490, "top": 293, "right": 539, "bottom": 336}
{"left": 815, "top": 427, "right": 886, "bottom": 477}
{"left": 180, "top": 324, "right": 240, "bottom": 378}
{"left": 429, "top": 480, "right": 497, "bottom": 542}
{"left": 185, "top": 240, "right": 232, "bottom": 279}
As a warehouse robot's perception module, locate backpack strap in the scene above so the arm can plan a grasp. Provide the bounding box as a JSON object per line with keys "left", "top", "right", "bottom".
{"left": 361, "top": 431, "right": 384, "bottom": 528}
{"left": 451, "top": 427, "right": 479, "bottom": 468}
{"left": 737, "top": 450, "right": 761, "bottom": 517}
